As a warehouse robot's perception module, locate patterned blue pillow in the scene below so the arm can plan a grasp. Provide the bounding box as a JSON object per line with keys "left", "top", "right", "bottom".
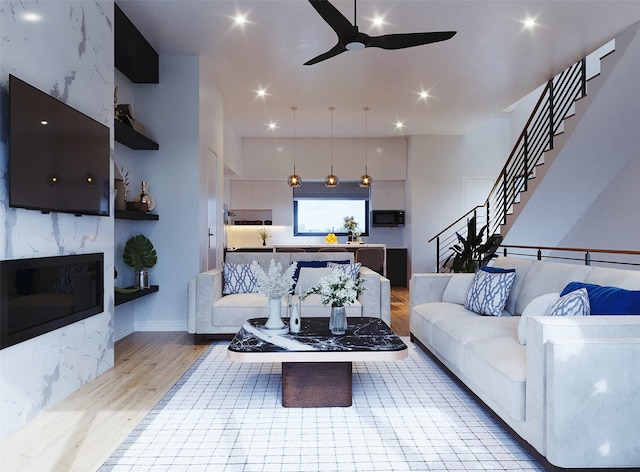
{"left": 465, "top": 266, "right": 516, "bottom": 316}
{"left": 548, "top": 288, "right": 590, "bottom": 316}
{"left": 328, "top": 262, "right": 361, "bottom": 282}
{"left": 222, "top": 262, "right": 257, "bottom": 295}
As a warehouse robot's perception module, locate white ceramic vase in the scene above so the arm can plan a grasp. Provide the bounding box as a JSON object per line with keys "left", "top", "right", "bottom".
{"left": 289, "top": 299, "right": 301, "bottom": 334}
{"left": 265, "top": 297, "right": 286, "bottom": 330}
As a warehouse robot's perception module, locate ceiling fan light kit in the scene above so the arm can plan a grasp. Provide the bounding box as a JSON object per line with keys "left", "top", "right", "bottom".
{"left": 288, "top": 106, "right": 302, "bottom": 188}
{"left": 305, "top": 0, "right": 456, "bottom": 65}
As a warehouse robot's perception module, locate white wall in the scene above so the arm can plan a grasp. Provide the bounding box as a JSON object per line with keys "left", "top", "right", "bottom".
{"left": 0, "top": 1, "right": 114, "bottom": 437}
{"left": 409, "top": 115, "right": 512, "bottom": 273}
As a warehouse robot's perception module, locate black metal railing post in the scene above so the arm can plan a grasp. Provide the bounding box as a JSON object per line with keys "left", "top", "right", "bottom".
{"left": 537, "top": 248, "right": 542, "bottom": 260}
{"left": 523, "top": 131, "right": 529, "bottom": 193}
{"left": 436, "top": 236, "right": 441, "bottom": 273}
{"left": 581, "top": 58, "right": 587, "bottom": 97}
{"left": 585, "top": 251, "right": 591, "bottom": 266}
{"left": 502, "top": 170, "right": 508, "bottom": 225}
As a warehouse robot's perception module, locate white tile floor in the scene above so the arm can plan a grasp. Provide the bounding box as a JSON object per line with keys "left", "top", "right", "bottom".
{"left": 100, "top": 340, "right": 544, "bottom": 472}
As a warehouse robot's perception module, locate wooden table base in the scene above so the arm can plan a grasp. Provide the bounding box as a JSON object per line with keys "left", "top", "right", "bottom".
{"left": 281, "top": 362, "right": 352, "bottom": 407}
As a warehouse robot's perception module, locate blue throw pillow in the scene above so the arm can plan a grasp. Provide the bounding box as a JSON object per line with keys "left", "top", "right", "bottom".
{"left": 561, "top": 281, "right": 640, "bottom": 315}
{"left": 328, "top": 262, "right": 361, "bottom": 282}
{"left": 548, "top": 288, "right": 590, "bottom": 316}
{"left": 465, "top": 266, "right": 516, "bottom": 316}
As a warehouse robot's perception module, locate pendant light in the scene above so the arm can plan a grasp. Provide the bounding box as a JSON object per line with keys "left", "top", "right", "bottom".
{"left": 359, "top": 106, "right": 373, "bottom": 188}
{"left": 325, "top": 106, "right": 339, "bottom": 188}
{"left": 287, "top": 106, "right": 301, "bottom": 188}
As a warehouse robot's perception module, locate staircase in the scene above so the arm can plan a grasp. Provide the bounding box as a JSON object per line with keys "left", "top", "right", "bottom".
{"left": 430, "top": 23, "right": 640, "bottom": 272}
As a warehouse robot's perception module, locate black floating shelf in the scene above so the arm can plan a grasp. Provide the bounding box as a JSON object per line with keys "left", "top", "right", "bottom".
{"left": 114, "top": 120, "right": 159, "bottom": 150}
{"left": 115, "top": 210, "right": 159, "bottom": 220}
{"left": 115, "top": 285, "right": 159, "bottom": 306}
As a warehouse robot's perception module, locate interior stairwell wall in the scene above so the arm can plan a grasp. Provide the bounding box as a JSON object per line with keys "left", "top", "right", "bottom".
{"left": 503, "top": 22, "right": 640, "bottom": 254}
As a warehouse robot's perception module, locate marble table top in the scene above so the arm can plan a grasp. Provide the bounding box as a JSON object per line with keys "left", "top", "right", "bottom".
{"left": 227, "top": 317, "right": 408, "bottom": 363}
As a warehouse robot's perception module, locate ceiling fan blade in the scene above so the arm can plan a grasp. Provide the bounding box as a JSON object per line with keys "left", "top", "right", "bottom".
{"left": 368, "top": 31, "right": 457, "bottom": 50}
{"left": 308, "top": 0, "right": 354, "bottom": 37}
{"left": 304, "top": 43, "right": 347, "bottom": 65}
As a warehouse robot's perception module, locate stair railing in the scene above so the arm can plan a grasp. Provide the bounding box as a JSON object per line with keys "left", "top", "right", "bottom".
{"left": 430, "top": 57, "right": 587, "bottom": 272}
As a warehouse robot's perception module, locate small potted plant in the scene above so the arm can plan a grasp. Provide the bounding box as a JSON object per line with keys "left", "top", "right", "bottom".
{"left": 123, "top": 234, "right": 157, "bottom": 289}
{"left": 257, "top": 227, "right": 272, "bottom": 246}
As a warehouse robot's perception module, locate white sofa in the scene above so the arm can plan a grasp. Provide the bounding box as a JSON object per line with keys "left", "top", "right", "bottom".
{"left": 410, "top": 256, "right": 640, "bottom": 469}
{"left": 188, "top": 251, "right": 391, "bottom": 337}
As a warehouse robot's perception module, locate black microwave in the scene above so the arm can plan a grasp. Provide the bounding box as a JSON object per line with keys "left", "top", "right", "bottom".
{"left": 372, "top": 210, "right": 405, "bottom": 227}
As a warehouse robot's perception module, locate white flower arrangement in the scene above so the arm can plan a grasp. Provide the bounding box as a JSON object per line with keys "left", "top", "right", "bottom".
{"left": 250, "top": 259, "right": 297, "bottom": 299}
{"left": 301, "top": 269, "right": 365, "bottom": 307}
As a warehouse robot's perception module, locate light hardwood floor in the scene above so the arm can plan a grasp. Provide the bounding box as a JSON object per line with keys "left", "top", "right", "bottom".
{"left": 0, "top": 287, "right": 410, "bottom": 472}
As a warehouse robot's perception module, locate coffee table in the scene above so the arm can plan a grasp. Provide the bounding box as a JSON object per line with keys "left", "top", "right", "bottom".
{"left": 227, "top": 317, "right": 407, "bottom": 407}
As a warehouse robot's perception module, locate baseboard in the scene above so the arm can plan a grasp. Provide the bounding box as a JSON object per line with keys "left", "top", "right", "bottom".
{"left": 133, "top": 320, "right": 187, "bottom": 332}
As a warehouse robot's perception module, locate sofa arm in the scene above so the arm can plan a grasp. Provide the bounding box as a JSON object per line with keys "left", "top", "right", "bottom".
{"left": 358, "top": 266, "right": 391, "bottom": 325}
{"left": 188, "top": 268, "right": 223, "bottom": 334}
{"left": 409, "top": 273, "right": 453, "bottom": 308}
{"left": 525, "top": 315, "right": 640, "bottom": 466}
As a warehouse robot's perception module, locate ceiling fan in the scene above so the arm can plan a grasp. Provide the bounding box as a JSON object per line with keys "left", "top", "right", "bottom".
{"left": 304, "top": 0, "right": 457, "bottom": 65}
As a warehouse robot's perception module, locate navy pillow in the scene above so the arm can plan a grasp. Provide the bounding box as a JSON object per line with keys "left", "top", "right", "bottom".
{"left": 291, "top": 260, "right": 350, "bottom": 290}
{"left": 480, "top": 266, "right": 516, "bottom": 274}
{"left": 561, "top": 281, "right": 640, "bottom": 315}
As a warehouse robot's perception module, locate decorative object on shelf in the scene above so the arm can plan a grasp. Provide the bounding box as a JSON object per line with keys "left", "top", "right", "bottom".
{"left": 287, "top": 106, "right": 302, "bottom": 188}
{"left": 250, "top": 259, "right": 298, "bottom": 333}
{"left": 444, "top": 215, "right": 501, "bottom": 273}
{"left": 114, "top": 179, "right": 126, "bottom": 211}
{"left": 123, "top": 234, "right": 158, "bottom": 289}
{"left": 257, "top": 227, "right": 272, "bottom": 246}
{"left": 127, "top": 181, "right": 155, "bottom": 212}
{"left": 115, "top": 103, "right": 134, "bottom": 127}
{"left": 325, "top": 232, "right": 338, "bottom": 244}
{"left": 342, "top": 215, "right": 359, "bottom": 241}
{"left": 301, "top": 269, "right": 364, "bottom": 335}
{"left": 289, "top": 296, "right": 301, "bottom": 333}
{"left": 359, "top": 106, "right": 373, "bottom": 188}
{"left": 325, "top": 106, "right": 339, "bottom": 188}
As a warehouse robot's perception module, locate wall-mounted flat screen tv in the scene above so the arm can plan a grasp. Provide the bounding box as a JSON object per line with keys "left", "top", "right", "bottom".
{"left": 9, "top": 74, "right": 110, "bottom": 216}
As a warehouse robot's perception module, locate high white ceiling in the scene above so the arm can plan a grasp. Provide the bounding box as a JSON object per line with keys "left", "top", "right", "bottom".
{"left": 116, "top": 0, "right": 640, "bottom": 138}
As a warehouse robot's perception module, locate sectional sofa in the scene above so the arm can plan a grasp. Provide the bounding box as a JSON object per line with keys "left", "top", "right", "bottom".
{"left": 188, "top": 251, "right": 391, "bottom": 337}
{"left": 410, "top": 256, "right": 640, "bottom": 469}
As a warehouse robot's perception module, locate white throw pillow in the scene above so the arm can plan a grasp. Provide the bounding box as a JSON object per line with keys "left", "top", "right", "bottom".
{"left": 517, "top": 292, "right": 560, "bottom": 345}
{"left": 327, "top": 262, "right": 361, "bottom": 282}
{"left": 442, "top": 273, "right": 475, "bottom": 305}
{"left": 222, "top": 262, "right": 257, "bottom": 295}
{"left": 295, "top": 267, "right": 333, "bottom": 293}
{"left": 548, "top": 288, "right": 590, "bottom": 317}
{"left": 465, "top": 267, "right": 516, "bottom": 316}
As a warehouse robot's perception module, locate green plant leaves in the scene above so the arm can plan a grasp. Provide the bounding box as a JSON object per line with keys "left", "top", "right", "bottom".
{"left": 123, "top": 234, "right": 157, "bottom": 271}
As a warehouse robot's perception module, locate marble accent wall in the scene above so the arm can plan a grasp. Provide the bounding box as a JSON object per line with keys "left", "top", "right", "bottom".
{"left": 0, "top": 1, "right": 115, "bottom": 438}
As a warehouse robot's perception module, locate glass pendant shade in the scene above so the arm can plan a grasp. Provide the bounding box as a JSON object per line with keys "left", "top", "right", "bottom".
{"left": 325, "top": 171, "right": 339, "bottom": 188}
{"left": 359, "top": 173, "right": 372, "bottom": 188}
{"left": 288, "top": 172, "right": 301, "bottom": 188}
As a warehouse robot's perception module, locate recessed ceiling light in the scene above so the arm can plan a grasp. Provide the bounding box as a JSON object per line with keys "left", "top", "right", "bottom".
{"left": 419, "top": 91, "right": 429, "bottom": 100}
{"left": 524, "top": 18, "right": 536, "bottom": 29}
{"left": 268, "top": 122, "right": 277, "bottom": 130}
{"left": 395, "top": 121, "right": 405, "bottom": 130}
{"left": 256, "top": 88, "right": 267, "bottom": 98}
{"left": 372, "top": 16, "right": 385, "bottom": 27}
{"left": 22, "top": 12, "right": 42, "bottom": 22}
{"left": 234, "top": 14, "right": 247, "bottom": 26}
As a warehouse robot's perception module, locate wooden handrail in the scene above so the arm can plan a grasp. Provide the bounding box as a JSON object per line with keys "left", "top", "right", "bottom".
{"left": 501, "top": 244, "right": 640, "bottom": 256}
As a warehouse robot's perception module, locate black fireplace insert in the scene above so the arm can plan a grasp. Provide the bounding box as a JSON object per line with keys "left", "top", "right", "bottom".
{"left": 0, "top": 253, "right": 104, "bottom": 349}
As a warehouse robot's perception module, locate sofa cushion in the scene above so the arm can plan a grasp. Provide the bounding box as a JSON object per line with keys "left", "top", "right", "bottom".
{"left": 222, "top": 262, "right": 257, "bottom": 295}
{"left": 517, "top": 292, "right": 560, "bottom": 345}
{"left": 442, "top": 273, "right": 475, "bottom": 305}
{"left": 465, "top": 267, "right": 516, "bottom": 316}
{"left": 296, "top": 267, "right": 333, "bottom": 293}
{"left": 491, "top": 257, "right": 534, "bottom": 316}
{"left": 548, "top": 288, "right": 590, "bottom": 316}
{"left": 515, "top": 261, "right": 591, "bottom": 316}
{"left": 561, "top": 281, "right": 640, "bottom": 315}
{"left": 292, "top": 260, "right": 350, "bottom": 289}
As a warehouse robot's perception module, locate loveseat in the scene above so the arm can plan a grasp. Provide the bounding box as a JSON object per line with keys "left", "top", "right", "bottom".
{"left": 188, "top": 251, "right": 391, "bottom": 338}
{"left": 410, "top": 256, "right": 640, "bottom": 469}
